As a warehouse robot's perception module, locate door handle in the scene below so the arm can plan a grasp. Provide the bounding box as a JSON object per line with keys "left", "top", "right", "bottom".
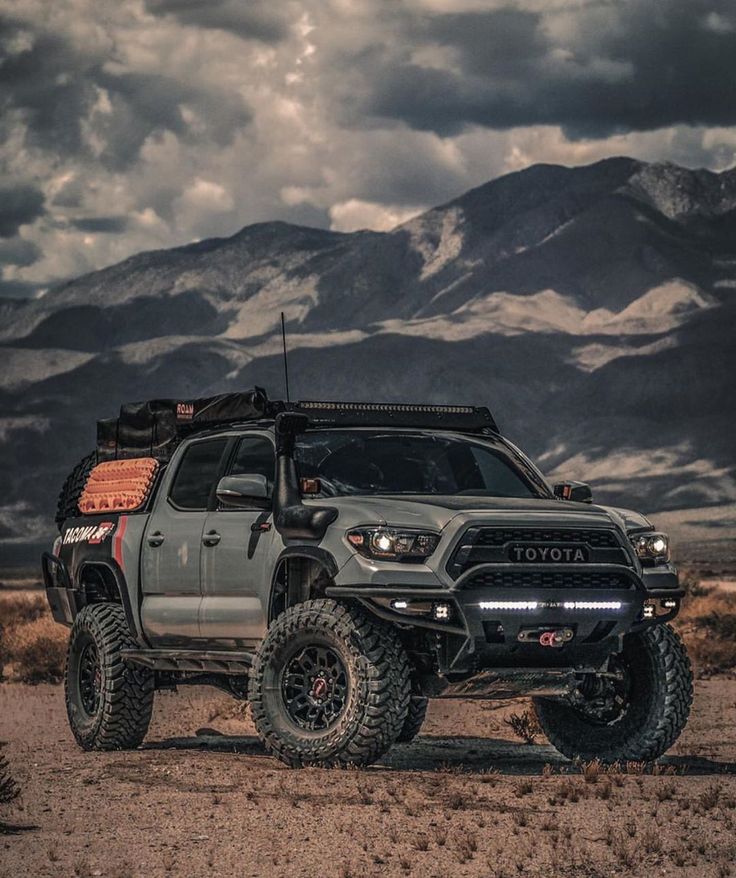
{"left": 147, "top": 531, "right": 165, "bottom": 548}
{"left": 202, "top": 531, "right": 221, "bottom": 547}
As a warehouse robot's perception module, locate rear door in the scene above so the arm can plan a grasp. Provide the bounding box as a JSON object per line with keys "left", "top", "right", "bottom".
{"left": 199, "top": 432, "right": 277, "bottom": 645}
{"left": 141, "top": 436, "right": 230, "bottom": 644}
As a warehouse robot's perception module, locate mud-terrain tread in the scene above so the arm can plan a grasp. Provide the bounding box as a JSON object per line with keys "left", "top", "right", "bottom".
{"left": 397, "top": 696, "right": 428, "bottom": 743}
{"left": 56, "top": 451, "right": 96, "bottom": 529}
{"left": 534, "top": 624, "right": 693, "bottom": 763}
{"left": 65, "top": 604, "right": 154, "bottom": 751}
{"left": 249, "top": 599, "right": 411, "bottom": 768}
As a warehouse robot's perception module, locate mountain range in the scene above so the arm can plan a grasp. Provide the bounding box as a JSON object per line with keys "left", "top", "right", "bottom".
{"left": 1, "top": 156, "right": 735, "bottom": 566}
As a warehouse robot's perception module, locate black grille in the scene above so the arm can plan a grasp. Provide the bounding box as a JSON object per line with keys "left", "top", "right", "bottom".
{"left": 464, "top": 570, "right": 632, "bottom": 590}
{"left": 447, "top": 526, "right": 628, "bottom": 579}
{"left": 473, "top": 528, "right": 619, "bottom": 548}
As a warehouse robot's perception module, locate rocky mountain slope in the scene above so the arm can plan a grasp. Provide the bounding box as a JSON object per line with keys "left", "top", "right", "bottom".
{"left": 1, "top": 157, "right": 735, "bottom": 564}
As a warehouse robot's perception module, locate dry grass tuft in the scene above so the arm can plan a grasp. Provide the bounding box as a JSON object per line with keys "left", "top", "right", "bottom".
{"left": 0, "top": 751, "right": 20, "bottom": 804}
{"left": 504, "top": 709, "right": 542, "bottom": 745}
{"left": 0, "top": 592, "right": 67, "bottom": 683}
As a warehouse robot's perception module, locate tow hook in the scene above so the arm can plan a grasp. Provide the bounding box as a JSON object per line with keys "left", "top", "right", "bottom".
{"left": 518, "top": 627, "right": 575, "bottom": 647}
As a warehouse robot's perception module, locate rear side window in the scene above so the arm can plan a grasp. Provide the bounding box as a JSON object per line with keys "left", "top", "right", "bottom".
{"left": 169, "top": 438, "right": 228, "bottom": 510}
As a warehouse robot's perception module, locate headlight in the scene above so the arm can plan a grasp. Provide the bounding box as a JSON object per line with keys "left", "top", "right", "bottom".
{"left": 630, "top": 532, "right": 670, "bottom": 563}
{"left": 346, "top": 528, "right": 439, "bottom": 561}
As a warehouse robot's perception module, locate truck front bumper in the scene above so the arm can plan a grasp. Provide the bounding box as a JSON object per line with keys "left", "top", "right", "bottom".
{"left": 327, "top": 560, "right": 683, "bottom": 677}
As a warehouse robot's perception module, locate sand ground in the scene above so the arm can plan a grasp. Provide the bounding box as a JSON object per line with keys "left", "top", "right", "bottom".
{"left": 2, "top": 676, "right": 736, "bottom": 878}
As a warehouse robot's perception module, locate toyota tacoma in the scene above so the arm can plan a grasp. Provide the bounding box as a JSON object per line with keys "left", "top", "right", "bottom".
{"left": 43, "top": 388, "right": 693, "bottom": 767}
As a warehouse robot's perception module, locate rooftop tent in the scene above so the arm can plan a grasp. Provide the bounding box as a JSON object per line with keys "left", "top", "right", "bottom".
{"left": 97, "top": 387, "right": 276, "bottom": 461}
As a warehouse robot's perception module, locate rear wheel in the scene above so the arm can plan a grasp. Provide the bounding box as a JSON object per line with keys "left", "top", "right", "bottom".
{"left": 534, "top": 624, "right": 693, "bottom": 763}
{"left": 249, "top": 599, "right": 410, "bottom": 767}
{"left": 65, "top": 604, "right": 154, "bottom": 750}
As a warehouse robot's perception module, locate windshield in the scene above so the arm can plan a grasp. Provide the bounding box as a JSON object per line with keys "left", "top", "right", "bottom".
{"left": 294, "top": 430, "right": 540, "bottom": 498}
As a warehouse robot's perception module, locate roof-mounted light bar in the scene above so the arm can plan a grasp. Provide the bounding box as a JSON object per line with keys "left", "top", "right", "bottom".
{"left": 298, "top": 401, "right": 477, "bottom": 414}
{"left": 293, "top": 400, "right": 498, "bottom": 433}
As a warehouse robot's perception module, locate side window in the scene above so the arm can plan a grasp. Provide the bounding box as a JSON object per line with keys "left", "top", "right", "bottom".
{"left": 169, "top": 438, "right": 228, "bottom": 510}
{"left": 229, "top": 435, "right": 275, "bottom": 487}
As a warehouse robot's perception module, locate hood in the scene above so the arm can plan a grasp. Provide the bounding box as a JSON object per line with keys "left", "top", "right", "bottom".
{"left": 598, "top": 505, "right": 655, "bottom": 534}
{"left": 306, "top": 494, "right": 632, "bottom": 534}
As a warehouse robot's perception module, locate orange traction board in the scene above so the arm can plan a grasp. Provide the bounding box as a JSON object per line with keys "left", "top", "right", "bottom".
{"left": 79, "top": 458, "right": 159, "bottom": 514}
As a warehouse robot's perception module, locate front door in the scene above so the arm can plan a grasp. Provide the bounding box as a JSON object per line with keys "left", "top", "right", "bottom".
{"left": 200, "top": 433, "right": 276, "bottom": 645}
{"left": 141, "top": 436, "right": 230, "bottom": 644}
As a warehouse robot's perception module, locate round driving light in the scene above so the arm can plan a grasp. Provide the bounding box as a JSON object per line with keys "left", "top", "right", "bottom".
{"left": 371, "top": 531, "right": 394, "bottom": 554}
{"left": 651, "top": 536, "right": 667, "bottom": 555}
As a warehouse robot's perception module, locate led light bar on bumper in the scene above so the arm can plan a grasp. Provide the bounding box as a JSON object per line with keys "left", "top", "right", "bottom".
{"left": 347, "top": 528, "right": 439, "bottom": 561}
{"left": 479, "top": 600, "right": 624, "bottom": 612}
{"left": 630, "top": 532, "right": 670, "bottom": 563}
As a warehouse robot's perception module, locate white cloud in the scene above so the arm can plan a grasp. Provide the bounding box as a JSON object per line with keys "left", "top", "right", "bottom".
{"left": 1, "top": 0, "right": 736, "bottom": 297}
{"left": 329, "top": 198, "right": 424, "bottom": 232}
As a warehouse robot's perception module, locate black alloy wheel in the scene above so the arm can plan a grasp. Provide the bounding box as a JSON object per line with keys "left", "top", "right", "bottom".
{"left": 78, "top": 640, "right": 102, "bottom": 716}
{"left": 282, "top": 644, "right": 349, "bottom": 732}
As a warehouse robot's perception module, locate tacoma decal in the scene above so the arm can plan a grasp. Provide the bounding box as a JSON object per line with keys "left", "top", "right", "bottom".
{"left": 63, "top": 521, "right": 116, "bottom": 545}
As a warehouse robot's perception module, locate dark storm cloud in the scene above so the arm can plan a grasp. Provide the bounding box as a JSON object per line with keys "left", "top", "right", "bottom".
{"left": 0, "top": 182, "right": 45, "bottom": 237}
{"left": 0, "top": 237, "right": 41, "bottom": 266}
{"left": 359, "top": 2, "right": 736, "bottom": 137}
{"left": 93, "top": 71, "right": 251, "bottom": 170}
{"left": 0, "top": 13, "right": 251, "bottom": 170}
{"left": 0, "top": 16, "right": 102, "bottom": 154}
{"left": 144, "top": 0, "right": 290, "bottom": 43}
{"left": 70, "top": 216, "right": 129, "bottom": 234}
{"left": 0, "top": 274, "right": 38, "bottom": 297}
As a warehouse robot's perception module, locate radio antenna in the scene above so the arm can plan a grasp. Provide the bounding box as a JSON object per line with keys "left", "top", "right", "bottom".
{"left": 280, "top": 311, "right": 291, "bottom": 403}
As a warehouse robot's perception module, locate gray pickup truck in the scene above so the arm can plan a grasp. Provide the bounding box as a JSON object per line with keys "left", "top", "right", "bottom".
{"left": 44, "top": 389, "right": 692, "bottom": 768}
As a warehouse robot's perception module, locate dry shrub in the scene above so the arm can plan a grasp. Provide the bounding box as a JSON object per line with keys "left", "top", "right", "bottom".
{"left": 0, "top": 751, "right": 20, "bottom": 804}
{"left": 676, "top": 588, "right": 736, "bottom": 676}
{"left": 0, "top": 592, "right": 47, "bottom": 628}
{"left": 504, "top": 709, "right": 542, "bottom": 745}
{"left": 3, "top": 615, "right": 67, "bottom": 683}
{"left": 0, "top": 591, "right": 67, "bottom": 683}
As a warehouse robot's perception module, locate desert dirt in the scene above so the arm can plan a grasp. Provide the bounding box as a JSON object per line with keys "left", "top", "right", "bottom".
{"left": 2, "top": 671, "right": 736, "bottom": 878}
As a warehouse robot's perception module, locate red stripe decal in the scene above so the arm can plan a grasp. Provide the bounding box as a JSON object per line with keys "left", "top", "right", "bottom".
{"left": 113, "top": 515, "right": 128, "bottom": 571}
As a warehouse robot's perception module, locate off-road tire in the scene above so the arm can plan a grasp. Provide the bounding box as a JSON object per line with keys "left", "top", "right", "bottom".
{"left": 396, "top": 696, "right": 428, "bottom": 743}
{"left": 65, "top": 604, "right": 154, "bottom": 750}
{"left": 248, "top": 599, "right": 411, "bottom": 768}
{"left": 56, "top": 451, "right": 96, "bottom": 529}
{"left": 534, "top": 624, "right": 693, "bottom": 763}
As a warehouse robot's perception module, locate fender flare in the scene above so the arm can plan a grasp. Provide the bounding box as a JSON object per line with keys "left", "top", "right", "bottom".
{"left": 268, "top": 547, "right": 339, "bottom": 621}
{"left": 77, "top": 560, "right": 142, "bottom": 642}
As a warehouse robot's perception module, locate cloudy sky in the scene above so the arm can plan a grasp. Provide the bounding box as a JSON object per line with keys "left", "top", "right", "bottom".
{"left": 1, "top": 0, "right": 736, "bottom": 298}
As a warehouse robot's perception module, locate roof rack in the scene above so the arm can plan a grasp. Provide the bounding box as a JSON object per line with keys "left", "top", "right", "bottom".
{"left": 96, "top": 389, "right": 499, "bottom": 462}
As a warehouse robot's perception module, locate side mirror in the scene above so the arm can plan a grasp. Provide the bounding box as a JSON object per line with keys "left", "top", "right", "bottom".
{"left": 553, "top": 481, "right": 593, "bottom": 503}
{"left": 216, "top": 474, "right": 271, "bottom": 508}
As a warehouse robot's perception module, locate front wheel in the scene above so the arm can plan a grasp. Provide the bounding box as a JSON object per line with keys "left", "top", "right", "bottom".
{"left": 396, "top": 696, "right": 428, "bottom": 743}
{"left": 248, "top": 599, "right": 411, "bottom": 767}
{"left": 534, "top": 624, "right": 693, "bottom": 763}
{"left": 65, "top": 604, "right": 154, "bottom": 750}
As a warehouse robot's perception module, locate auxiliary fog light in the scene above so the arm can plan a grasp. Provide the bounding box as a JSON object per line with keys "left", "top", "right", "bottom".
{"left": 432, "top": 602, "right": 451, "bottom": 621}
{"left": 662, "top": 598, "right": 678, "bottom": 609}
{"left": 479, "top": 600, "right": 539, "bottom": 611}
{"left": 562, "top": 601, "right": 622, "bottom": 611}
{"left": 643, "top": 601, "right": 656, "bottom": 619}
{"left": 391, "top": 600, "right": 408, "bottom": 610}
